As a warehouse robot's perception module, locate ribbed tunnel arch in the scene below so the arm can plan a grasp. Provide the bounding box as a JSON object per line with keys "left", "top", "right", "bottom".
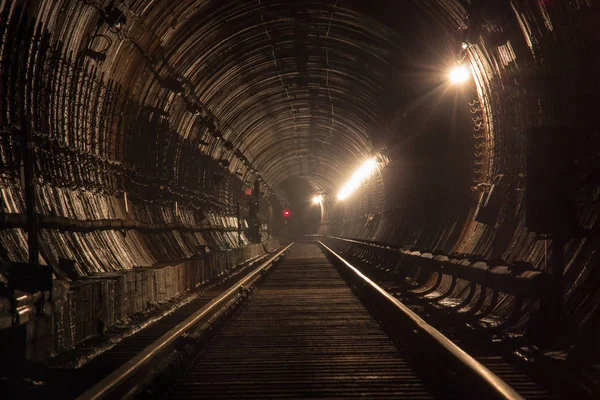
{"left": 93, "top": 0, "right": 408, "bottom": 194}
{"left": 1, "top": 0, "right": 600, "bottom": 381}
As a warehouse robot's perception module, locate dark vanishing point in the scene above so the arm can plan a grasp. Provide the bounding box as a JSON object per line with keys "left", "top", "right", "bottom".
{"left": 0, "top": 1, "right": 598, "bottom": 399}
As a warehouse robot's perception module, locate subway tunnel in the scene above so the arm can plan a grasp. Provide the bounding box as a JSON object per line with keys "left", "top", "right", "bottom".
{"left": 0, "top": 0, "right": 599, "bottom": 398}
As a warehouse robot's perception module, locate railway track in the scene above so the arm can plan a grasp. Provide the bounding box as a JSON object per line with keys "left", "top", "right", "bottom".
{"left": 1, "top": 244, "right": 291, "bottom": 399}
{"left": 166, "top": 243, "right": 434, "bottom": 399}
{"left": 7, "top": 241, "right": 562, "bottom": 399}
{"left": 324, "top": 242, "right": 563, "bottom": 399}
{"left": 66, "top": 241, "right": 538, "bottom": 400}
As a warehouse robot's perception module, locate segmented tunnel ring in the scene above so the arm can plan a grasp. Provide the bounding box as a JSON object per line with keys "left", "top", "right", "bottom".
{"left": 0, "top": 1, "right": 598, "bottom": 399}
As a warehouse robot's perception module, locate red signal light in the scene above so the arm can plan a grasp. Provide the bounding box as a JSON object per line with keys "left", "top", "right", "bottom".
{"left": 283, "top": 209, "right": 291, "bottom": 217}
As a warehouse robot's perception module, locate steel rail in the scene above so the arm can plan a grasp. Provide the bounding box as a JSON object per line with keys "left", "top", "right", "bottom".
{"left": 319, "top": 241, "right": 524, "bottom": 400}
{"left": 77, "top": 242, "right": 294, "bottom": 400}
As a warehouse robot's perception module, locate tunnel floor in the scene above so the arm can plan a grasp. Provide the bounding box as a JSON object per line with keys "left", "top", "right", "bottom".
{"left": 167, "top": 243, "right": 434, "bottom": 399}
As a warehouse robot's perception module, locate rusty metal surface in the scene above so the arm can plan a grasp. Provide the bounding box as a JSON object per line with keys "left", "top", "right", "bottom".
{"left": 168, "top": 242, "right": 433, "bottom": 399}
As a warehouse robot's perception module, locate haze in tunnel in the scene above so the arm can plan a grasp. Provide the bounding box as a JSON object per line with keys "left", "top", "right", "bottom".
{"left": 0, "top": 0, "right": 599, "bottom": 395}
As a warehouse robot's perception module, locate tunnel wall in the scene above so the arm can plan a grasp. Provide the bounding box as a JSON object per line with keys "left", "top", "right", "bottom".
{"left": 1, "top": 0, "right": 599, "bottom": 366}
{"left": 0, "top": 0, "right": 279, "bottom": 361}
{"left": 0, "top": 1, "right": 274, "bottom": 284}
{"left": 3, "top": 239, "right": 279, "bottom": 362}
{"left": 326, "top": 0, "right": 600, "bottom": 357}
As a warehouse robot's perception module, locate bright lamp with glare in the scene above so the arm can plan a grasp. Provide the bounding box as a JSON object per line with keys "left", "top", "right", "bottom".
{"left": 312, "top": 195, "right": 323, "bottom": 205}
{"left": 338, "top": 158, "right": 378, "bottom": 200}
{"left": 449, "top": 65, "right": 470, "bottom": 84}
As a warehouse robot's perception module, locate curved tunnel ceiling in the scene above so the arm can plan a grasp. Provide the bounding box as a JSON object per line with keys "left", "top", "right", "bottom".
{"left": 89, "top": 0, "right": 445, "bottom": 196}
{"left": 2, "top": 0, "right": 600, "bottom": 382}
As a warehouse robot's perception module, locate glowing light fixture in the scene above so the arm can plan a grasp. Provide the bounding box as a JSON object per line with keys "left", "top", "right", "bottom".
{"left": 312, "top": 195, "right": 323, "bottom": 205}
{"left": 338, "top": 158, "right": 378, "bottom": 201}
{"left": 449, "top": 65, "right": 470, "bottom": 84}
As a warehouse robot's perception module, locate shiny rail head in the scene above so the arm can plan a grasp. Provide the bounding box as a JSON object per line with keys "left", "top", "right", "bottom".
{"left": 77, "top": 243, "right": 293, "bottom": 400}
{"left": 318, "top": 241, "right": 524, "bottom": 400}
